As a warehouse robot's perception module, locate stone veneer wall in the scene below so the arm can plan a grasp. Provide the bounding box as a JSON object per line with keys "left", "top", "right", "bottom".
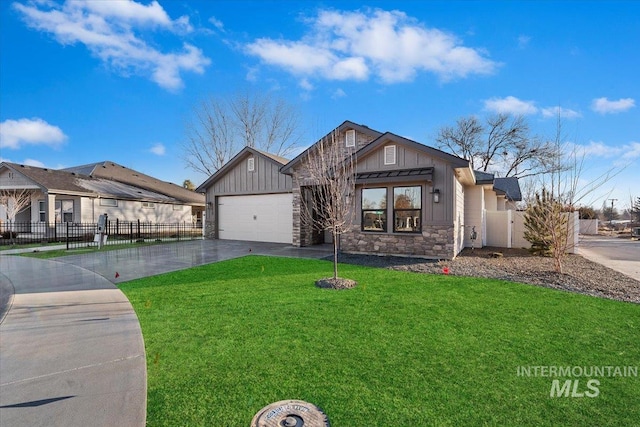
{"left": 204, "top": 220, "right": 216, "bottom": 239}
{"left": 340, "top": 224, "right": 456, "bottom": 259}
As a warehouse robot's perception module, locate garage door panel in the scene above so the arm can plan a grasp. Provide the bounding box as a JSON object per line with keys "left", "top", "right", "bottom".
{"left": 218, "top": 194, "right": 292, "bottom": 243}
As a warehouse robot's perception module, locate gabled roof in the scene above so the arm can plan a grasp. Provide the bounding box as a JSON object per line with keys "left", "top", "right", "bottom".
{"left": 1, "top": 161, "right": 204, "bottom": 205}
{"left": 355, "top": 132, "right": 470, "bottom": 168}
{"left": 471, "top": 169, "right": 522, "bottom": 201}
{"left": 2, "top": 162, "right": 93, "bottom": 195}
{"left": 473, "top": 170, "right": 495, "bottom": 185}
{"left": 494, "top": 177, "right": 522, "bottom": 201}
{"left": 280, "top": 120, "right": 383, "bottom": 174}
{"left": 63, "top": 161, "right": 204, "bottom": 205}
{"left": 195, "top": 146, "right": 289, "bottom": 192}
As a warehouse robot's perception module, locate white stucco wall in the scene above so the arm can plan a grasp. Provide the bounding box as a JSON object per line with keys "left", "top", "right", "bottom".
{"left": 463, "top": 185, "right": 484, "bottom": 248}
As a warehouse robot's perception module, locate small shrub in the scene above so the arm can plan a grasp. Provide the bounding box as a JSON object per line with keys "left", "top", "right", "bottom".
{"left": 1, "top": 230, "right": 17, "bottom": 239}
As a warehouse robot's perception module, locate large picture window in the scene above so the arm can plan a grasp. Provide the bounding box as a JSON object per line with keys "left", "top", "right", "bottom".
{"left": 55, "top": 200, "right": 74, "bottom": 223}
{"left": 361, "top": 188, "right": 387, "bottom": 232}
{"left": 393, "top": 186, "right": 421, "bottom": 233}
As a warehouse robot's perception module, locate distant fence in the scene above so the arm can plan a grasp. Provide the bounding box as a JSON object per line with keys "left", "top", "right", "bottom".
{"left": 0, "top": 220, "right": 203, "bottom": 250}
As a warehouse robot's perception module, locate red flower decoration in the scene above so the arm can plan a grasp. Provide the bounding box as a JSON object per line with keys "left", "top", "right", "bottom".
{"left": 442, "top": 267, "right": 450, "bottom": 275}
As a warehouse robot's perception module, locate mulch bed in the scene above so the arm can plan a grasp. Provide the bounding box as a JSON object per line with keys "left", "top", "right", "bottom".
{"left": 334, "top": 247, "right": 640, "bottom": 304}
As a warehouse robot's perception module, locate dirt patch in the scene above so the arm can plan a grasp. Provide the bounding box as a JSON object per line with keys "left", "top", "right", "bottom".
{"left": 315, "top": 277, "right": 358, "bottom": 290}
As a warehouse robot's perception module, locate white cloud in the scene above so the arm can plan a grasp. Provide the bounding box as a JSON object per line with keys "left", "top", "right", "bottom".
{"left": 622, "top": 141, "right": 640, "bottom": 160}
{"left": 208, "top": 16, "right": 224, "bottom": 31}
{"left": 149, "top": 143, "right": 166, "bottom": 156}
{"left": 541, "top": 106, "right": 582, "bottom": 119}
{"left": 246, "top": 8, "right": 498, "bottom": 84}
{"left": 569, "top": 140, "right": 640, "bottom": 163}
{"left": 13, "top": 0, "right": 209, "bottom": 91}
{"left": 81, "top": 0, "right": 173, "bottom": 27}
{"left": 517, "top": 35, "right": 531, "bottom": 49}
{"left": 483, "top": 96, "right": 538, "bottom": 115}
{"left": 23, "top": 158, "right": 46, "bottom": 168}
{"left": 591, "top": 97, "right": 635, "bottom": 114}
{"left": 299, "top": 78, "right": 314, "bottom": 91}
{"left": 331, "top": 88, "right": 347, "bottom": 99}
{"left": 0, "top": 118, "right": 67, "bottom": 149}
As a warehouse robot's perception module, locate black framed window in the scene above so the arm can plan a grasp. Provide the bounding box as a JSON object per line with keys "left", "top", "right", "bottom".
{"left": 38, "top": 200, "right": 46, "bottom": 222}
{"left": 361, "top": 188, "right": 387, "bottom": 232}
{"left": 393, "top": 186, "right": 421, "bottom": 233}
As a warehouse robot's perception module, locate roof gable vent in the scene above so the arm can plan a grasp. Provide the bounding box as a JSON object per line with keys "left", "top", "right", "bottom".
{"left": 384, "top": 145, "right": 396, "bottom": 165}
{"left": 345, "top": 129, "right": 356, "bottom": 147}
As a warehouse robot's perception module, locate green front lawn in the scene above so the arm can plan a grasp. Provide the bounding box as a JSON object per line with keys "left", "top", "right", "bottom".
{"left": 119, "top": 256, "right": 639, "bottom": 426}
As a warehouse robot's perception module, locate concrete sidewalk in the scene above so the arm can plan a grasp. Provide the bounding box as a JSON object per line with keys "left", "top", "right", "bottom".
{"left": 0, "top": 256, "right": 146, "bottom": 427}
{"left": 578, "top": 235, "right": 640, "bottom": 281}
{"left": 0, "top": 240, "right": 332, "bottom": 427}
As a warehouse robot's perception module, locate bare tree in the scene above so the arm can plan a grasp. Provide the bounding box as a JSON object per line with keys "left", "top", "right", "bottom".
{"left": 182, "top": 90, "right": 303, "bottom": 176}
{"left": 436, "top": 113, "right": 558, "bottom": 178}
{"left": 523, "top": 116, "right": 624, "bottom": 273}
{"left": 1, "top": 188, "right": 32, "bottom": 242}
{"left": 298, "top": 132, "right": 356, "bottom": 287}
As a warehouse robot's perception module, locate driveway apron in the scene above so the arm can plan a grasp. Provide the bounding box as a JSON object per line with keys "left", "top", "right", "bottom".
{"left": 0, "top": 240, "right": 331, "bottom": 427}
{"left": 0, "top": 256, "right": 146, "bottom": 427}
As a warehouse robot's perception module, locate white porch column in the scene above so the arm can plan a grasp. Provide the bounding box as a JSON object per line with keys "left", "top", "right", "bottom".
{"left": 45, "top": 193, "right": 56, "bottom": 223}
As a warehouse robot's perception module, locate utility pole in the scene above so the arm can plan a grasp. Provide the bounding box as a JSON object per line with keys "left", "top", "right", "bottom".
{"left": 608, "top": 198, "right": 618, "bottom": 234}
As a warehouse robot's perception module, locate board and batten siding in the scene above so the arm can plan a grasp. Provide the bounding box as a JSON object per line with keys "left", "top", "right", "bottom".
{"left": 207, "top": 153, "right": 291, "bottom": 197}
{"left": 356, "top": 142, "right": 456, "bottom": 225}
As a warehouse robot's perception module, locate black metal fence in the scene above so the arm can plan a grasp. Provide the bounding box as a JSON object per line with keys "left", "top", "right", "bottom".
{"left": 0, "top": 220, "right": 203, "bottom": 250}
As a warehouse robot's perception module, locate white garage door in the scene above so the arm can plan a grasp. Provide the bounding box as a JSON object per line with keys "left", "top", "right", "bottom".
{"left": 218, "top": 194, "right": 293, "bottom": 244}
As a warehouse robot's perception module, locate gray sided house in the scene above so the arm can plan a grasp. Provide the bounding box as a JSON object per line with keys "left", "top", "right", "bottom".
{"left": 197, "top": 120, "right": 522, "bottom": 260}
{"left": 0, "top": 161, "right": 204, "bottom": 227}
{"left": 196, "top": 147, "right": 293, "bottom": 243}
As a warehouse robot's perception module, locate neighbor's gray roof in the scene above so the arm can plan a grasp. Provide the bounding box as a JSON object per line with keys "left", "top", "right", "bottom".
{"left": 473, "top": 170, "right": 495, "bottom": 184}
{"left": 493, "top": 177, "right": 522, "bottom": 201}
{"left": 1, "top": 161, "right": 204, "bottom": 205}
{"left": 63, "top": 161, "right": 204, "bottom": 205}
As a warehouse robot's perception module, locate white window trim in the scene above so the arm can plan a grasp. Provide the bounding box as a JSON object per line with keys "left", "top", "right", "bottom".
{"left": 248, "top": 157, "right": 255, "bottom": 172}
{"left": 384, "top": 145, "right": 397, "bottom": 165}
{"left": 100, "top": 198, "right": 118, "bottom": 207}
{"left": 345, "top": 129, "right": 356, "bottom": 147}
{"left": 142, "top": 202, "right": 155, "bottom": 209}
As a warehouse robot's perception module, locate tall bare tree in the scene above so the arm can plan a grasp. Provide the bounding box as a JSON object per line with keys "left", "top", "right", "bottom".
{"left": 182, "top": 90, "right": 303, "bottom": 176}
{"left": 523, "top": 116, "right": 623, "bottom": 273}
{"left": 1, "top": 188, "right": 32, "bottom": 242}
{"left": 1, "top": 188, "right": 32, "bottom": 222}
{"left": 436, "top": 113, "right": 558, "bottom": 178}
{"left": 298, "top": 132, "right": 356, "bottom": 286}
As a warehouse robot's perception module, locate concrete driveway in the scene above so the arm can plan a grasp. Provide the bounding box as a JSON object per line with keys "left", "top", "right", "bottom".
{"left": 0, "top": 240, "right": 331, "bottom": 427}
{"left": 579, "top": 235, "right": 640, "bottom": 281}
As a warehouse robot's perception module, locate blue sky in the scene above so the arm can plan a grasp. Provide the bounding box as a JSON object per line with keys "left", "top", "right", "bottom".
{"left": 1, "top": 1, "right": 638, "bottom": 210}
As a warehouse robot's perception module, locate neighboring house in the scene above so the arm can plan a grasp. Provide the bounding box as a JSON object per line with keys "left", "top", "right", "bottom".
{"left": 197, "top": 120, "right": 523, "bottom": 259}
{"left": 0, "top": 161, "right": 204, "bottom": 227}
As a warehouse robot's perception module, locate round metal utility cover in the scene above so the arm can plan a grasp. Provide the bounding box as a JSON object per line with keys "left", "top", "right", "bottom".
{"left": 251, "top": 400, "right": 330, "bottom": 427}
